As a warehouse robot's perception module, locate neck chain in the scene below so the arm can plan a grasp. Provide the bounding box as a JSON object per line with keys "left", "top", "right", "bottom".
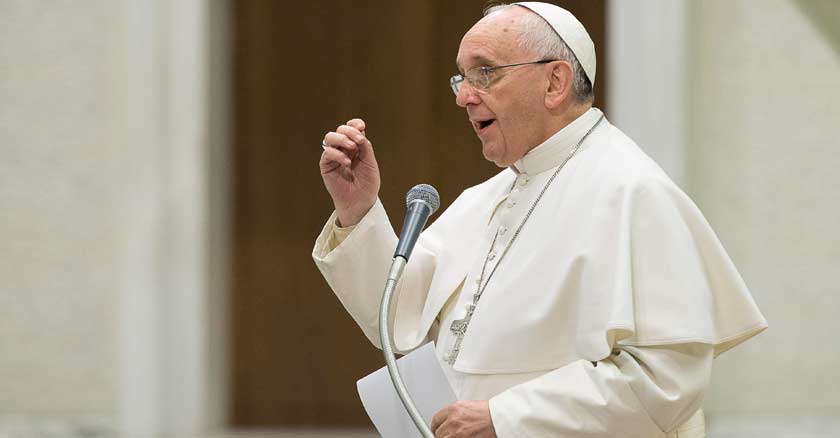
{"left": 444, "top": 114, "right": 605, "bottom": 365}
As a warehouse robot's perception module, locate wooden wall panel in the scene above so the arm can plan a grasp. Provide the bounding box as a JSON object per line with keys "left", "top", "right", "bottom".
{"left": 231, "top": 0, "right": 607, "bottom": 427}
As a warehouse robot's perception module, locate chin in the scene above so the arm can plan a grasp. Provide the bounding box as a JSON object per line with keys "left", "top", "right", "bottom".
{"left": 482, "top": 151, "right": 502, "bottom": 167}
{"left": 489, "top": 157, "right": 510, "bottom": 167}
{"left": 481, "top": 143, "right": 508, "bottom": 167}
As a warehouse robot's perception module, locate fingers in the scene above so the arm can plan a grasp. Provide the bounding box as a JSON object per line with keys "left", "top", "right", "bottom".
{"left": 337, "top": 123, "right": 375, "bottom": 165}
{"left": 336, "top": 124, "right": 366, "bottom": 145}
{"left": 321, "top": 130, "right": 360, "bottom": 169}
{"left": 346, "top": 118, "right": 366, "bottom": 133}
{"left": 321, "top": 144, "right": 351, "bottom": 165}
{"left": 431, "top": 406, "right": 449, "bottom": 436}
{"left": 320, "top": 143, "right": 352, "bottom": 174}
{"left": 322, "top": 119, "right": 376, "bottom": 167}
{"left": 323, "top": 131, "right": 358, "bottom": 153}
{"left": 322, "top": 123, "right": 368, "bottom": 156}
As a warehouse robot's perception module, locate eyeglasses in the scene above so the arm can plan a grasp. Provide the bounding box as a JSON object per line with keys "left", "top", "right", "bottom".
{"left": 449, "top": 59, "right": 556, "bottom": 95}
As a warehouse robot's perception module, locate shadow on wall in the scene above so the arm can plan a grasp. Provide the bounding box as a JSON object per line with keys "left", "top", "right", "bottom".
{"left": 792, "top": 0, "right": 840, "bottom": 57}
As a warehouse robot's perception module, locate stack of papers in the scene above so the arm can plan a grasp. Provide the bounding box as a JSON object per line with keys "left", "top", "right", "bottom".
{"left": 357, "top": 343, "right": 457, "bottom": 438}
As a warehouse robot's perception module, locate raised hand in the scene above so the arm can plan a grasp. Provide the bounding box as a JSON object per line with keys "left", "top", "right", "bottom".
{"left": 320, "top": 118, "right": 381, "bottom": 227}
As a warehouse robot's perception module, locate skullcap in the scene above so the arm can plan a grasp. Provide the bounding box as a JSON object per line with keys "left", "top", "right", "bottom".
{"left": 513, "top": 2, "right": 596, "bottom": 86}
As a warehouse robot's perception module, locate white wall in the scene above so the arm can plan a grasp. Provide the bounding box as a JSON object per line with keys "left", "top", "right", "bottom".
{"left": 0, "top": 1, "right": 229, "bottom": 436}
{"left": 687, "top": 0, "right": 840, "bottom": 421}
{"left": 0, "top": 1, "right": 122, "bottom": 433}
{"left": 610, "top": 0, "right": 840, "bottom": 436}
{"left": 608, "top": 0, "right": 689, "bottom": 187}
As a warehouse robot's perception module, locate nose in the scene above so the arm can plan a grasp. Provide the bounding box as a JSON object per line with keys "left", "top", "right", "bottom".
{"left": 455, "top": 81, "right": 481, "bottom": 108}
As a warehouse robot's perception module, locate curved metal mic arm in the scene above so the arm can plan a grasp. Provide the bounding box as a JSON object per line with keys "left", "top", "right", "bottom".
{"left": 379, "top": 256, "right": 435, "bottom": 438}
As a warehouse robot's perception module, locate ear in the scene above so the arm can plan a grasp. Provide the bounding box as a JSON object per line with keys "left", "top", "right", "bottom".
{"left": 544, "top": 60, "right": 574, "bottom": 109}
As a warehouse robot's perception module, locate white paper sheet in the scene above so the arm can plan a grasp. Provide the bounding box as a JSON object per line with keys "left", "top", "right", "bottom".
{"left": 357, "top": 342, "right": 457, "bottom": 438}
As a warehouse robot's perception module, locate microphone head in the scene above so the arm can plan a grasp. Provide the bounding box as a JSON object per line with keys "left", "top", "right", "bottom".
{"left": 406, "top": 184, "right": 441, "bottom": 215}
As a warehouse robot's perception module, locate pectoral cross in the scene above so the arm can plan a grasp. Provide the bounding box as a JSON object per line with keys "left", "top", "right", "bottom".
{"left": 443, "top": 229, "right": 500, "bottom": 365}
{"left": 444, "top": 303, "right": 476, "bottom": 365}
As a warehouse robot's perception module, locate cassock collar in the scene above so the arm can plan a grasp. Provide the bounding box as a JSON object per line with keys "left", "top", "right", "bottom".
{"left": 510, "top": 107, "right": 604, "bottom": 176}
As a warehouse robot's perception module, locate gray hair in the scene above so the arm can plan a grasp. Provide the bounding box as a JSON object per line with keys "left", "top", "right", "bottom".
{"left": 484, "top": 4, "right": 594, "bottom": 103}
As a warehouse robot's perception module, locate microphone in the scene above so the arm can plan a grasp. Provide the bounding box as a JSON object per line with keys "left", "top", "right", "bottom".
{"left": 393, "top": 184, "right": 441, "bottom": 260}
{"left": 380, "top": 183, "right": 441, "bottom": 438}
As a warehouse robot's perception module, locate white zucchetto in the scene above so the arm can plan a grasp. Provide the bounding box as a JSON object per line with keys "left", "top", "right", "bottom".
{"left": 513, "top": 2, "right": 597, "bottom": 86}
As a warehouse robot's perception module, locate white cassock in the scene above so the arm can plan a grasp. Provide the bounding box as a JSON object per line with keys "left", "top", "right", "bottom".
{"left": 313, "top": 108, "right": 767, "bottom": 437}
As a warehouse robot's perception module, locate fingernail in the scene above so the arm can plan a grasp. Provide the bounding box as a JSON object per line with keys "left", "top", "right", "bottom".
{"left": 355, "top": 134, "right": 364, "bottom": 143}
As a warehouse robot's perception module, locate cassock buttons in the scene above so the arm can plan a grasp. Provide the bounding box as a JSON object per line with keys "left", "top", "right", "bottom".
{"left": 488, "top": 252, "right": 497, "bottom": 261}
{"left": 499, "top": 226, "right": 507, "bottom": 235}
{"left": 507, "top": 200, "right": 517, "bottom": 208}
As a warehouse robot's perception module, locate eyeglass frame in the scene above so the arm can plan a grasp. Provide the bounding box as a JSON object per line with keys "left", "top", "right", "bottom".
{"left": 449, "top": 59, "right": 558, "bottom": 96}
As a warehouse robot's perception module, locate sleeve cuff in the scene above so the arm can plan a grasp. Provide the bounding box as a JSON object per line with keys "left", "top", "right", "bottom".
{"left": 313, "top": 198, "right": 384, "bottom": 260}
{"left": 328, "top": 217, "right": 356, "bottom": 250}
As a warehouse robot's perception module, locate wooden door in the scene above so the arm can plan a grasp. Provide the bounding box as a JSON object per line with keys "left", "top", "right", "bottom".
{"left": 230, "top": 0, "right": 608, "bottom": 427}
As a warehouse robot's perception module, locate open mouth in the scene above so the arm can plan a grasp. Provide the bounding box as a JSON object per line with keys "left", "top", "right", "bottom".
{"left": 477, "top": 119, "right": 496, "bottom": 130}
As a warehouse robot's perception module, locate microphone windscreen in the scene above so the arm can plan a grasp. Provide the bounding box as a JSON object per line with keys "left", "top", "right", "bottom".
{"left": 406, "top": 184, "right": 440, "bottom": 214}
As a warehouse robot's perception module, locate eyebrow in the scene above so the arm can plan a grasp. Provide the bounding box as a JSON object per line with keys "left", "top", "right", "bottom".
{"left": 456, "top": 55, "right": 496, "bottom": 73}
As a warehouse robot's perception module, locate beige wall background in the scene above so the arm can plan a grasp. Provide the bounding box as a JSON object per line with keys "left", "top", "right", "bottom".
{"left": 0, "top": 0, "right": 229, "bottom": 436}
{"left": 0, "top": 0, "right": 121, "bottom": 433}
{"left": 610, "top": 0, "right": 840, "bottom": 436}
{"left": 0, "top": 0, "right": 838, "bottom": 437}
{"left": 689, "top": 0, "right": 840, "bottom": 429}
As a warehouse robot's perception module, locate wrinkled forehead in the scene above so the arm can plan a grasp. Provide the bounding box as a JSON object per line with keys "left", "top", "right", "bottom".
{"left": 455, "top": 8, "right": 530, "bottom": 71}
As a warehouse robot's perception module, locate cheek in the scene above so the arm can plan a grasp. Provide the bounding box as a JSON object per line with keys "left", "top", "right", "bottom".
{"left": 501, "top": 98, "right": 543, "bottom": 156}
{"left": 502, "top": 101, "right": 537, "bottom": 138}
{"left": 489, "top": 85, "right": 541, "bottom": 145}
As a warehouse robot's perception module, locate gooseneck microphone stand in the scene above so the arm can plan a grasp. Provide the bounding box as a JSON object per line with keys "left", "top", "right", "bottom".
{"left": 378, "top": 185, "right": 440, "bottom": 438}
{"left": 379, "top": 255, "right": 433, "bottom": 437}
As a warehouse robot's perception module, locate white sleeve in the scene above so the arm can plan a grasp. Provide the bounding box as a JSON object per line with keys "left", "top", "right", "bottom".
{"left": 488, "top": 342, "right": 713, "bottom": 437}
{"left": 312, "top": 198, "right": 438, "bottom": 352}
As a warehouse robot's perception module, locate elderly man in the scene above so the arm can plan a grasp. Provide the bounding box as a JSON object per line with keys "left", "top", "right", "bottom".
{"left": 314, "top": 2, "right": 766, "bottom": 437}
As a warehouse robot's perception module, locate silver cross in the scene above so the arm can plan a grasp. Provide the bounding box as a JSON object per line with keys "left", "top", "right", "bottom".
{"left": 445, "top": 304, "right": 475, "bottom": 364}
